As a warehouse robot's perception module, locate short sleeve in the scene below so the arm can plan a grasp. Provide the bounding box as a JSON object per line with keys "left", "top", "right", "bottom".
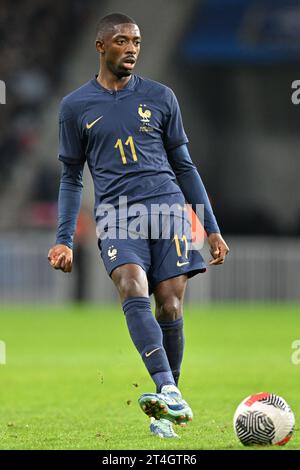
{"left": 58, "top": 99, "right": 86, "bottom": 164}
{"left": 163, "top": 89, "right": 189, "bottom": 151}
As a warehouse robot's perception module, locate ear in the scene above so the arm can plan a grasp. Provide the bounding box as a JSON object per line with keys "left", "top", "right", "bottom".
{"left": 95, "top": 39, "right": 104, "bottom": 54}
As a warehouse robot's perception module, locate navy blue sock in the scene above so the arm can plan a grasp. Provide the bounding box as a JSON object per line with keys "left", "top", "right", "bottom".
{"left": 158, "top": 318, "right": 184, "bottom": 386}
{"left": 122, "top": 297, "right": 175, "bottom": 392}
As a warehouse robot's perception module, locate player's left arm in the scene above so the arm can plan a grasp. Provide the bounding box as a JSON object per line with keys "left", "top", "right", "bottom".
{"left": 167, "top": 144, "right": 229, "bottom": 265}
{"left": 163, "top": 88, "right": 229, "bottom": 265}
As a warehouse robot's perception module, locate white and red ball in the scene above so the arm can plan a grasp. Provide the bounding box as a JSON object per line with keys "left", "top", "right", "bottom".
{"left": 233, "top": 393, "right": 295, "bottom": 446}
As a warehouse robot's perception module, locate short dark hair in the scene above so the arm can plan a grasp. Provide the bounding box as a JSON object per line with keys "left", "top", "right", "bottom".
{"left": 96, "top": 13, "right": 137, "bottom": 40}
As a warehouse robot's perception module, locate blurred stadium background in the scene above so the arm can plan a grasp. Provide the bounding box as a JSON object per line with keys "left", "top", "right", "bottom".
{"left": 1, "top": 0, "right": 300, "bottom": 305}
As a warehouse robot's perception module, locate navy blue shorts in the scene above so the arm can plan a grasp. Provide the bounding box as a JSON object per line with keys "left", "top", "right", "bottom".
{"left": 97, "top": 200, "right": 206, "bottom": 294}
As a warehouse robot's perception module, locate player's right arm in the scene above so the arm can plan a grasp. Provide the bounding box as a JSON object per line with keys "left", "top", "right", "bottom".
{"left": 48, "top": 98, "right": 86, "bottom": 273}
{"left": 48, "top": 162, "right": 84, "bottom": 272}
{"left": 48, "top": 243, "right": 73, "bottom": 272}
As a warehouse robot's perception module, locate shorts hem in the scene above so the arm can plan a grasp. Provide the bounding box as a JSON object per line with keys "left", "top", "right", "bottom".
{"left": 149, "top": 264, "right": 206, "bottom": 294}
{"left": 107, "top": 260, "right": 147, "bottom": 278}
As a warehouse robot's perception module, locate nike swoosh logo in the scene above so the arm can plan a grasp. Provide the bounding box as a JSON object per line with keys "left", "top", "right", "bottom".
{"left": 177, "top": 261, "right": 190, "bottom": 267}
{"left": 86, "top": 116, "right": 103, "bottom": 129}
{"left": 145, "top": 347, "right": 160, "bottom": 358}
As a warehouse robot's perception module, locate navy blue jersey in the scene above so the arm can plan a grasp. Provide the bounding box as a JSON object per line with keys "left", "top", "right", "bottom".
{"left": 58, "top": 75, "right": 188, "bottom": 213}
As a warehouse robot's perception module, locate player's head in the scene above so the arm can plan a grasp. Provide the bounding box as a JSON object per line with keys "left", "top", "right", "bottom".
{"left": 95, "top": 13, "right": 141, "bottom": 78}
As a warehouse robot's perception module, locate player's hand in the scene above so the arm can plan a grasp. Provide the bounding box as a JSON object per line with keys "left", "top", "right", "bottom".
{"left": 207, "top": 233, "right": 229, "bottom": 266}
{"left": 47, "top": 244, "right": 73, "bottom": 273}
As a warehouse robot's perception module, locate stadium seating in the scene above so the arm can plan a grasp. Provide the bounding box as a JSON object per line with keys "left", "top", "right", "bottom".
{"left": 0, "top": 0, "right": 91, "bottom": 192}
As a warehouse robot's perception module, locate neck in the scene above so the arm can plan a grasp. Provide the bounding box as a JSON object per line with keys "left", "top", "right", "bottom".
{"left": 97, "top": 67, "right": 132, "bottom": 91}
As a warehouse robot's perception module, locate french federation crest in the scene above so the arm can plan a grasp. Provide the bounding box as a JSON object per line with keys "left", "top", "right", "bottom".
{"left": 138, "top": 104, "right": 151, "bottom": 123}
{"left": 108, "top": 246, "right": 117, "bottom": 262}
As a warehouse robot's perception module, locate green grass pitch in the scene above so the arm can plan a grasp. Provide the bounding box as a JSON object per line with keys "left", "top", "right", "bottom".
{"left": 0, "top": 303, "right": 299, "bottom": 450}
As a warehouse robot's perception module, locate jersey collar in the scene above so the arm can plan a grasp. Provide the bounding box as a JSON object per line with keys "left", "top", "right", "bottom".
{"left": 92, "top": 74, "right": 137, "bottom": 93}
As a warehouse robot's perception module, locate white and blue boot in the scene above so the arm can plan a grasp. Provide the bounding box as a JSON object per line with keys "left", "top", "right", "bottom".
{"left": 139, "top": 385, "right": 193, "bottom": 426}
{"left": 150, "top": 417, "right": 179, "bottom": 438}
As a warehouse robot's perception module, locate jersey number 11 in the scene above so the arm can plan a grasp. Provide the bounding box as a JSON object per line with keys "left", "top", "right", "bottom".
{"left": 114, "top": 136, "right": 138, "bottom": 164}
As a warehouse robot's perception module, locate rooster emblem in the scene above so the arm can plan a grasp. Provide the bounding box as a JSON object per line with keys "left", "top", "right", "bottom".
{"left": 108, "top": 246, "right": 117, "bottom": 261}
{"left": 138, "top": 104, "right": 152, "bottom": 123}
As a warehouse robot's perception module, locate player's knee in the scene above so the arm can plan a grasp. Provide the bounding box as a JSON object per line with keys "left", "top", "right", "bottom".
{"left": 156, "top": 297, "right": 182, "bottom": 322}
{"left": 119, "top": 277, "right": 147, "bottom": 300}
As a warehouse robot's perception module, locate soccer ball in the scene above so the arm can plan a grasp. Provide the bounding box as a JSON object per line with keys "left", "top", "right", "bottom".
{"left": 233, "top": 392, "right": 295, "bottom": 446}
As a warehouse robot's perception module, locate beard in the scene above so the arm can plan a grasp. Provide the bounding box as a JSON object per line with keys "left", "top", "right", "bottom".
{"left": 107, "top": 60, "right": 133, "bottom": 78}
{"left": 116, "top": 68, "right": 132, "bottom": 78}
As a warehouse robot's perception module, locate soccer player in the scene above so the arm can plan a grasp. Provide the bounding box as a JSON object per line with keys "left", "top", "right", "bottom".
{"left": 48, "top": 13, "right": 229, "bottom": 439}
